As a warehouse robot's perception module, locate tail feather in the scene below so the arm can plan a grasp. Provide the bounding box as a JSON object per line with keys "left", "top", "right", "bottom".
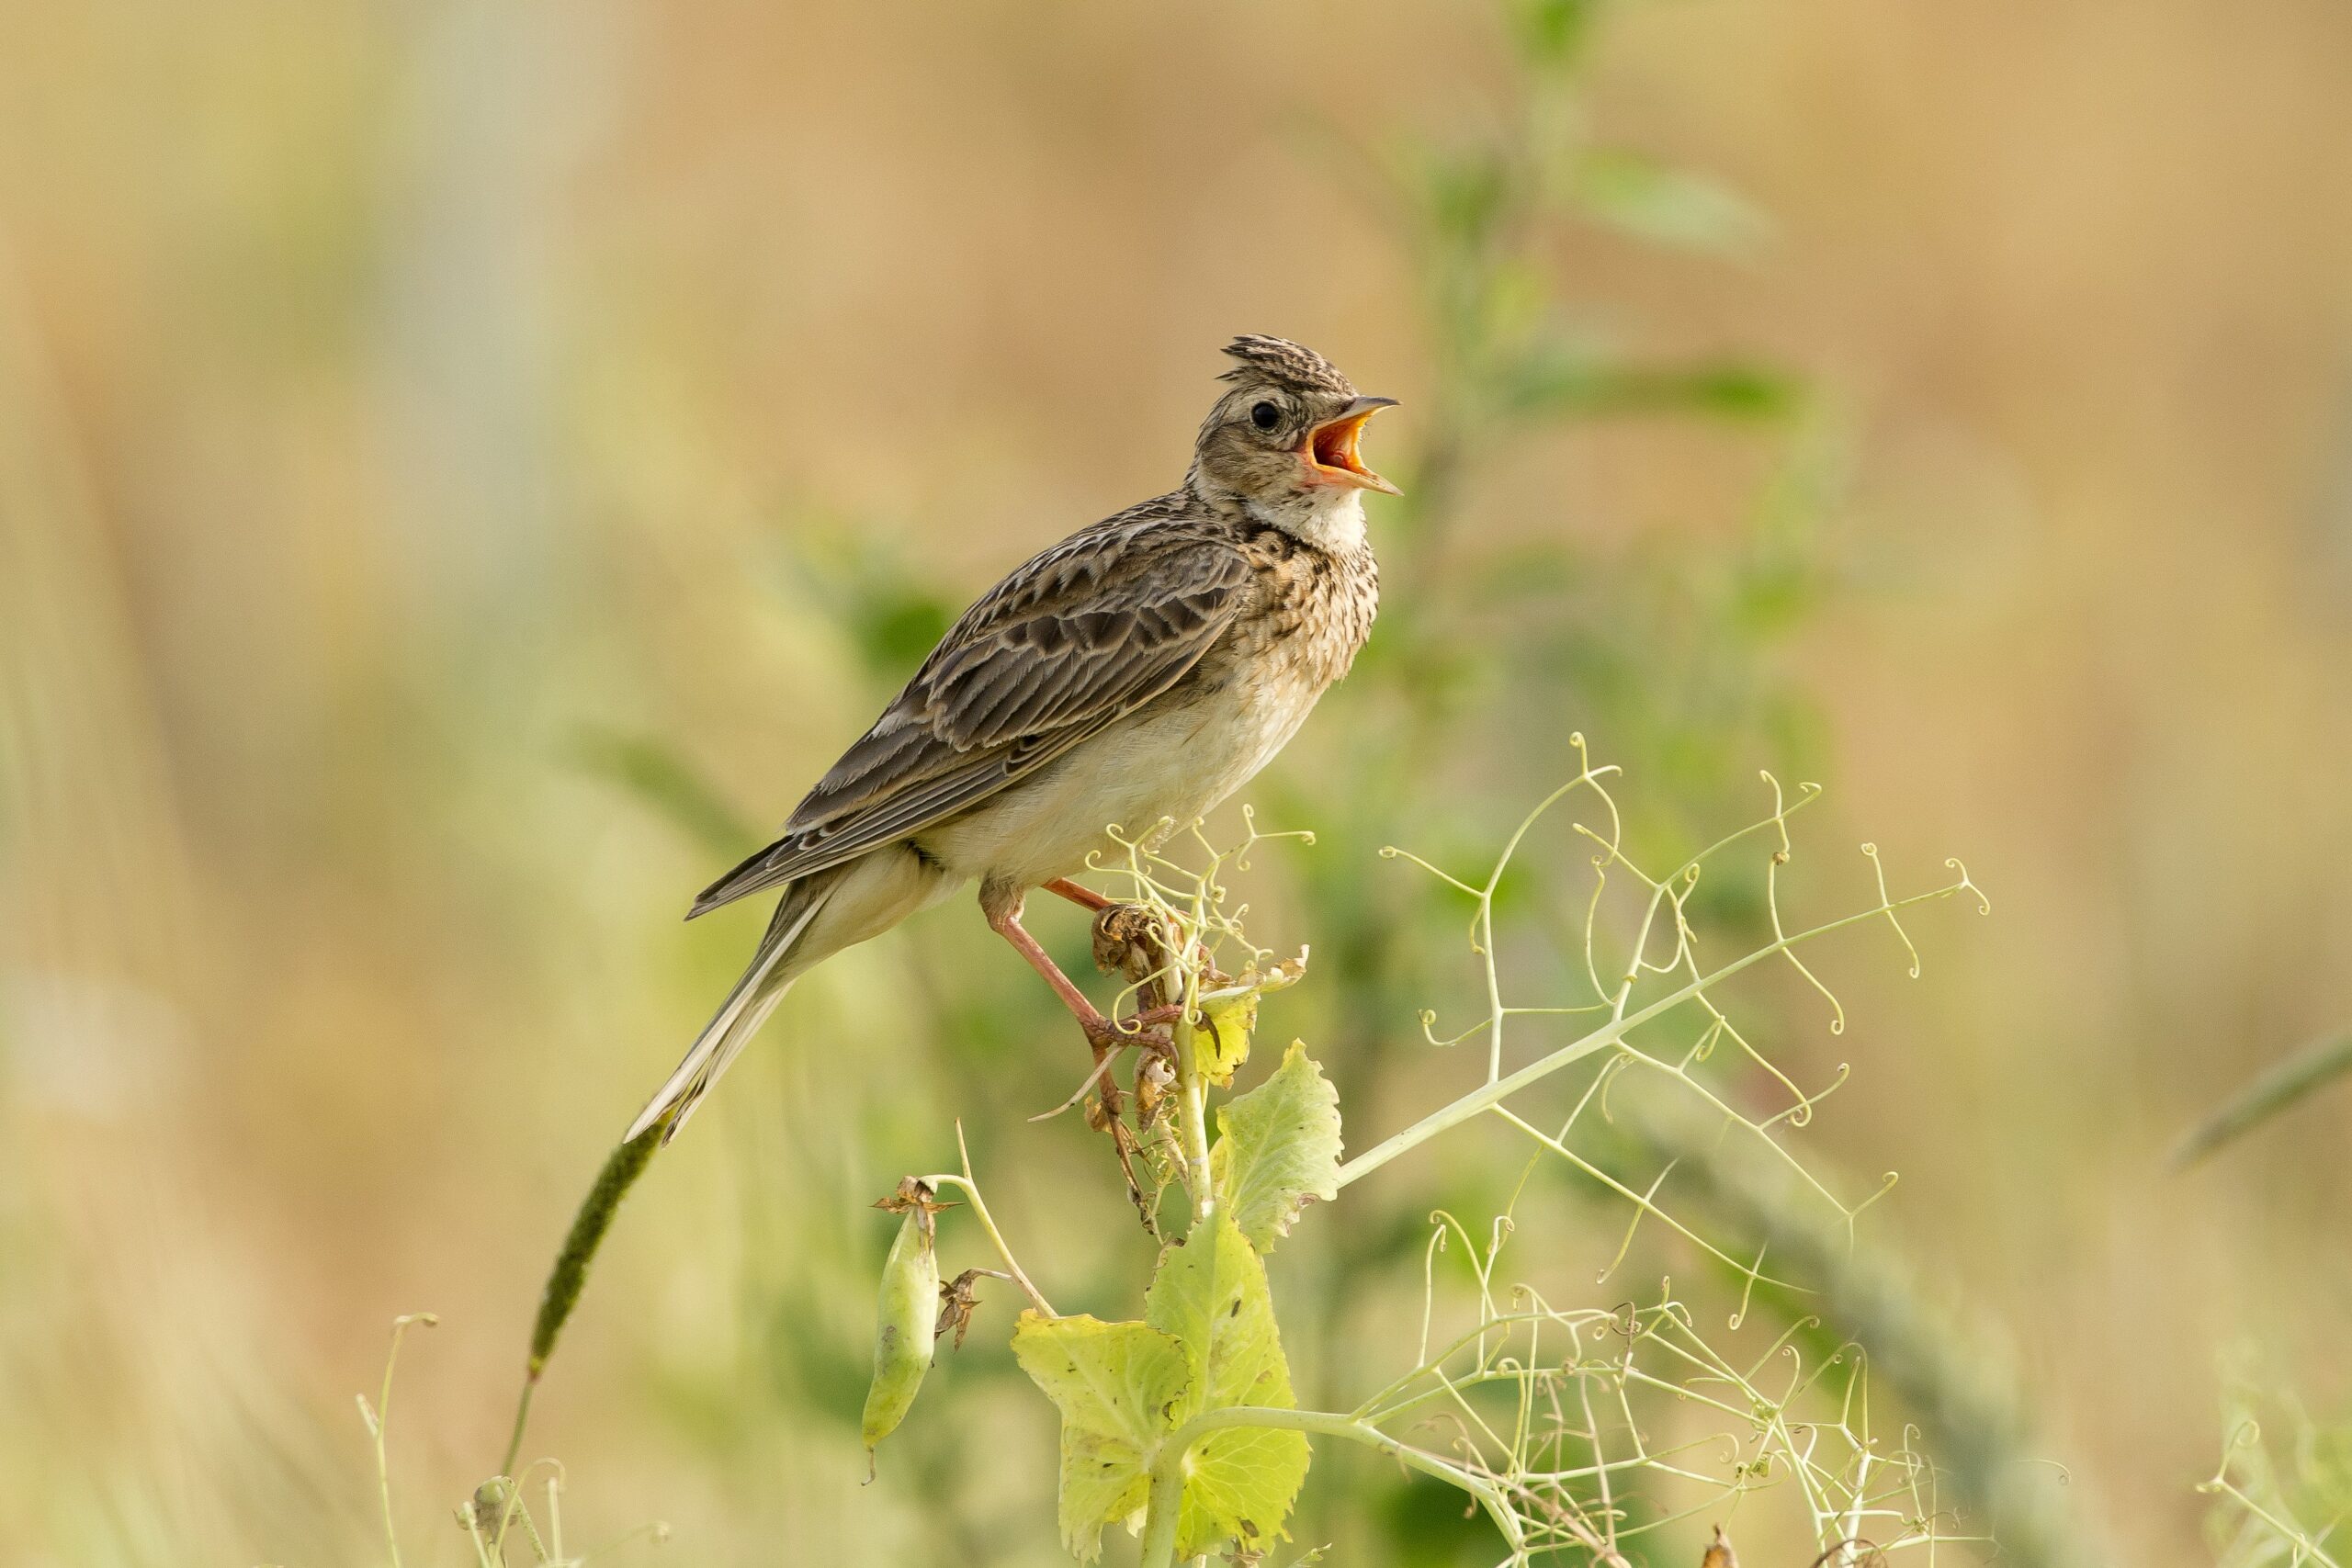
{"left": 626, "top": 877, "right": 837, "bottom": 1144}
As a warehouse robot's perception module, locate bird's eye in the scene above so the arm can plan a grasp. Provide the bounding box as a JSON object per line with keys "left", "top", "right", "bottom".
{"left": 1250, "top": 400, "right": 1280, "bottom": 431}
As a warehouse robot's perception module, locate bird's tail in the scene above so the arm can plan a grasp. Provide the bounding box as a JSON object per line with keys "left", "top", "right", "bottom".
{"left": 626, "top": 873, "right": 840, "bottom": 1145}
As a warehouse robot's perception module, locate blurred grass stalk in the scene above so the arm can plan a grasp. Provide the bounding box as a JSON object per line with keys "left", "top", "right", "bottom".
{"left": 1626, "top": 1091, "right": 2099, "bottom": 1567}
{"left": 2170, "top": 1031, "right": 2352, "bottom": 1169}
{"left": 502, "top": 1123, "right": 669, "bottom": 1480}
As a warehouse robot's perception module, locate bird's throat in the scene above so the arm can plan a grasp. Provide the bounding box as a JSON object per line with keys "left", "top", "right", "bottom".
{"left": 1266, "top": 485, "right": 1369, "bottom": 555}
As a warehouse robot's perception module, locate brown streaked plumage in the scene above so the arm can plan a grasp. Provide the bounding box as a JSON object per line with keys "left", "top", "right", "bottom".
{"left": 628, "top": 336, "right": 1395, "bottom": 1142}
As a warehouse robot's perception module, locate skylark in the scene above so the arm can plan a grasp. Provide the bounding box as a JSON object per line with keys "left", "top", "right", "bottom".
{"left": 628, "top": 336, "right": 1396, "bottom": 1143}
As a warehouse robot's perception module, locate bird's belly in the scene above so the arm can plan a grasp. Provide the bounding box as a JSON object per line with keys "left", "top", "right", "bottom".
{"left": 923, "top": 672, "right": 1322, "bottom": 890}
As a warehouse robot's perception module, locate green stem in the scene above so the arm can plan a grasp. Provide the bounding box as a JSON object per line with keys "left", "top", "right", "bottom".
{"left": 497, "top": 1380, "right": 536, "bottom": 1491}
{"left": 1136, "top": 1439, "right": 1188, "bottom": 1568}
{"left": 1334, "top": 882, "right": 1970, "bottom": 1190}
{"left": 923, "top": 1122, "right": 1055, "bottom": 1317}
{"left": 373, "top": 1313, "right": 436, "bottom": 1568}
{"left": 1170, "top": 928, "right": 1215, "bottom": 1224}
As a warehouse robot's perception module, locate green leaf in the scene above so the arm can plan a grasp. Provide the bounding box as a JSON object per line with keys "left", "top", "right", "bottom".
{"left": 1512, "top": 0, "right": 1601, "bottom": 68}
{"left": 1419, "top": 146, "right": 1512, "bottom": 248}
{"left": 1181, "top": 1422, "right": 1314, "bottom": 1560}
{"left": 1011, "top": 1313, "right": 1193, "bottom": 1562}
{"left": 1566, "top": 148, "right": 1769, "bottom": 254}
{"left": 1211, "top": 1043, "right": 1342, "bottom": 1253}
{"left": 1145, "top": 1215, "right": 1311, "bottom": 1559}
{"left": 1499, "top": 342, "right": 1800, "bottom": 424}
{"left": 1012, "top": 1202, "right": 1318, "bottom": 1559}
{"left": 2172, "top": 1032, "right": 2352, "bottom": 1168}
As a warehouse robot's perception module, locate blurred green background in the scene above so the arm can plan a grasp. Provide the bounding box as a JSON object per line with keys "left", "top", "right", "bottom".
{"left": 5, "top": 1, "right": 2352, "bottom": 1563}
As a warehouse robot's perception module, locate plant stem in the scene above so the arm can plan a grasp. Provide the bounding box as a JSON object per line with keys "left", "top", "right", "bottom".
{"left": 1136, "top": 1438, "right": 1188, "bottom": 1568}
{"left": 498, "top": 1381, "right": 536, "bottom": 1489}
{"left": 1170, "top": 921, "right": 1215, "bottom": 1224}
{"left": 1175, "top": 1045, "right": 1213, "bottom": 1225}
{"left": 503, "top": 1123, "right": 664, "bottom": 1478}
{"left": 924, "top": 1122, "right": 1055, "bottom": 1317}
{"left": 1335, "top": 881, "right": 1970, "bottom": 1190}
{"left": 372, "top": 1312, "right": 436, "bottom": 1568}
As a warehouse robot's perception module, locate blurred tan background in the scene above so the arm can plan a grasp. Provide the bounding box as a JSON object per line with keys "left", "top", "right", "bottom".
{"left": 5, "top": 1, "right": 2351, "bottom": 1564}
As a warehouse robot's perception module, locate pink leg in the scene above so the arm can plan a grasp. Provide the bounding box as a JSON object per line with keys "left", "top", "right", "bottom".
{"left": 985, "top": 892, "right": 1114, "bottom": 1042}
{"left": 1043, "top": 876, "right": 1112, "bottom": 912}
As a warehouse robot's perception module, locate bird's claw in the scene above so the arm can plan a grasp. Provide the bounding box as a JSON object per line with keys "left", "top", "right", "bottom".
{"left": 1082, "top": 1014, "right": 1174, "bottom": 1062}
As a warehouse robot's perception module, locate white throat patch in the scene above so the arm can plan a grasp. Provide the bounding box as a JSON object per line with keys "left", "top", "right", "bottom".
{"left": 1254, "top": 485, "right": 1368, "bottom": 554}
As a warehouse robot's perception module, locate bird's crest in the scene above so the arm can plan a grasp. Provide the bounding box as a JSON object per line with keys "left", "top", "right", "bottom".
{"left": 1219, "top": 334, "right": 1357, "bottom": 397}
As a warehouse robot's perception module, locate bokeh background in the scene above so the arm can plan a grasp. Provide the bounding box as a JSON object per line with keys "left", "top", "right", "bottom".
{"left": 6, "top": 0, "right": 2352, "bottom": 1563}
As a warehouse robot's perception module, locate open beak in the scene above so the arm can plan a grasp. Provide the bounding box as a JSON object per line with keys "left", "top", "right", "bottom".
{"left": 1301, "top": 395, "right": 1401, "bottom": 495}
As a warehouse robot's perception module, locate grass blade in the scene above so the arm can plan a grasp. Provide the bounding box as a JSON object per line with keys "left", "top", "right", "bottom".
{"left": 2172, "top": 1032, "right": 2352, "bottom": 1169}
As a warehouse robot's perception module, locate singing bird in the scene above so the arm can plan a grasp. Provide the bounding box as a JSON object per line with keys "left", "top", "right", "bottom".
{"left": 628, "top": 336, "right": 1396, "bottom": 1143}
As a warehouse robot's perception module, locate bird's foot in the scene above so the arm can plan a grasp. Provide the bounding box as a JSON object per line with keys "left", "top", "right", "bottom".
{"left": 1082, "top": 1076, "right": 1125, "bottom": 1134}
{"left": 1082, "top": 1012, "right": 1173, "bottom": 1062}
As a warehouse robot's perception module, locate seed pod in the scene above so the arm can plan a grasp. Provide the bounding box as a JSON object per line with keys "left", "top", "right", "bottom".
{"left": 460, "top": 1477, "right": 514, "bottom": 1539}
{"left": 860, "top": 1179, "right": 942, "bottom": 1475}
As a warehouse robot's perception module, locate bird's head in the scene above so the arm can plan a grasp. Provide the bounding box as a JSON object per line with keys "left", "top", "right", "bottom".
{"left": 1187, "top": 335, "right": 1397, "bottom": 547}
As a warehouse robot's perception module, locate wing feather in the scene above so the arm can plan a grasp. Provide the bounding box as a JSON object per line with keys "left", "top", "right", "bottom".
{"left": 690, "top": 511, "right": 1250, "bottom": 917}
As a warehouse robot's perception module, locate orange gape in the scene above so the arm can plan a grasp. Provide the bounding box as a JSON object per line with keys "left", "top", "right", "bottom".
{"left": 1302, "top": 402, "right": 1400, "bottom": 491}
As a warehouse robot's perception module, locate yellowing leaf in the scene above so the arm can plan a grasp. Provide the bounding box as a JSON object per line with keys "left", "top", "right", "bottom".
{"left": 1145, "top": 1215, "right": 1310, "bottom": 1559}
{"left": 1010, "top": 1312, "right": 1191, "bottom": 1562}
{"left": 1196, "top": 991, "right": 1258, "bottom": 1087}
{"left": 1184, "top": 1422, "right": 1313, "bottom": 1560}
{"left": 1210, "top": 1043, "right": 1342, "bottom": 1254}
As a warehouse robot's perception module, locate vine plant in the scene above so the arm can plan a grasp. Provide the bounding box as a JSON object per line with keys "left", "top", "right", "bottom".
{"left": 2201, "top": 1383, "right": 2352, "bottom": 1568}
{"left": 840, "top": 738, "right": 1987, "bottom": 1566}
{"left": 365, "top": 739, "right": 1995, "bottom": 1564}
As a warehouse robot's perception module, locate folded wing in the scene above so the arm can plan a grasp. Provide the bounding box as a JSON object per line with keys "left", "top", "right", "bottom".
{"left": 691, "top": 516, "right": 1250, "bottom": 917}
